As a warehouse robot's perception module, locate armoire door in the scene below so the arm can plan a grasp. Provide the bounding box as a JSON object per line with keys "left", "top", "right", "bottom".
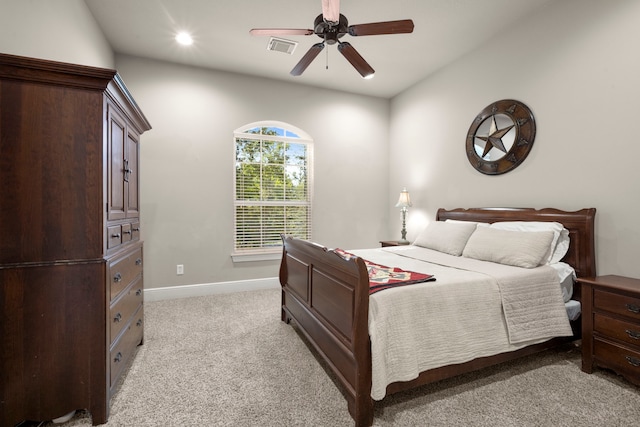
{"left": 107, "top": 102, "right": 127, "bottom": 221}
{"left": 125, "top": 131, "right": 140, "bottom": 218}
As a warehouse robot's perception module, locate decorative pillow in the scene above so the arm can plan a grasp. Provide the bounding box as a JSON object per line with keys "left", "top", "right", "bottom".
{"left": 413, "top": 221, "right": 477, "bottom": 256}
{"left": 488, "top": 221, "right": 569, "bottom": 264}
{"left": 462, "top": 227, "right": 555, "bottom": 268}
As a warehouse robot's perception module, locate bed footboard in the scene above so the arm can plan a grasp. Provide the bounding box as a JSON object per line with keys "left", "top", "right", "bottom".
{"left": 279, "top": 235, "right": 374, "bottom": 427}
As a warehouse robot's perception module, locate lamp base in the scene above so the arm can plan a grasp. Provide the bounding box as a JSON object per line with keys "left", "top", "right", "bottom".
{"left": 397, "top": 239, "right": 410, "bottom": 245}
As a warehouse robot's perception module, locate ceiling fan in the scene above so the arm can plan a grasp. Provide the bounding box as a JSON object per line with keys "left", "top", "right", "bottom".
{"left": 249, "top": 0, "right": 414, "bottom": 79}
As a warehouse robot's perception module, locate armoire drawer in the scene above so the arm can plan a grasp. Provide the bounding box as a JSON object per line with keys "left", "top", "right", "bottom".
{"left": 131, "top": 221, "right": 141, "bottom": 241}
{"left": 108, "top": 245, "right": 143, "bottom": 300}
{"left": 109, "top": 305, "right": 144, "bottom": 387}
{"left": 107, "top": 224, "right": 123, "bottom": 249}
{"left": 110, "top": 276, "right": 143, "bottom": 342}
{"left": 121, "top": 223, "right": 132, "bottom": 244}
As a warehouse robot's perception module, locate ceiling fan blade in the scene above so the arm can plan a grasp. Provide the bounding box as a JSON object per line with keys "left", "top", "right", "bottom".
{"left": 337, "top": 42, "right": 375, "bottom": 79}
{"left": 250, "top": 28, "right": 314, "bottom": 36}
{"left": 321, "top": 0, "right": 340, "bottom": 23}
{"left": 290, "top": 43, "right": 325, "bottom": 76}
{"left": 348, "top": 19, "right": 414, "bottom": 36}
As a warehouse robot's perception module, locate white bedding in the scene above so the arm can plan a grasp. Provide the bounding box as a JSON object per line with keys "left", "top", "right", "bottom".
{"left": 348, "top": 245, "right": 574, "bottom": 400}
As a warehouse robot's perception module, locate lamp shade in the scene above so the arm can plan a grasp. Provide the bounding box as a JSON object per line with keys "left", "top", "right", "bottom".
{"left": 395, "top": 188, "right": 412, "bottom": 208}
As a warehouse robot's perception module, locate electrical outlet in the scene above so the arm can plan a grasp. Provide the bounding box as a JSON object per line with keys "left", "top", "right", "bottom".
{"left": 176, "top": 264, "right": 184, "bottom": 275}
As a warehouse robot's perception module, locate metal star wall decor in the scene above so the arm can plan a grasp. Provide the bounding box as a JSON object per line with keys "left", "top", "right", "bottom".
{"left": 465, "top": 99, "right": 536, "bottom": 175}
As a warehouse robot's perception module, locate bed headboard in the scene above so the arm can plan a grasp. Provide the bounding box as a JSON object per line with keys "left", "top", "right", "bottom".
{"left": 436, "top": 208, "right": 596, "bottom": 278}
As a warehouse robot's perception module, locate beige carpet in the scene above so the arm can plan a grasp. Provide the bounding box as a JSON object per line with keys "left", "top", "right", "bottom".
{"left": 45, "top": 289, "right": 640, "bottom": 426}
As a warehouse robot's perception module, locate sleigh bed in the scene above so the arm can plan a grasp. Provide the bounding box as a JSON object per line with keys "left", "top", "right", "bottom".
{"left": 278, "top": 207, "right": 596, "bottom": 426}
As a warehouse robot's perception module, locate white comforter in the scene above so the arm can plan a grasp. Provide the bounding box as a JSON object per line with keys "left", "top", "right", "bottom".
{"left": 348, "top": 245, "right": 573, "bottom": 400}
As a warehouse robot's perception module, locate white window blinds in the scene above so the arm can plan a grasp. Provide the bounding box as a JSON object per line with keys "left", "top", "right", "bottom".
{"left": 233, "top": 122, "right": 313, "bottom": 259}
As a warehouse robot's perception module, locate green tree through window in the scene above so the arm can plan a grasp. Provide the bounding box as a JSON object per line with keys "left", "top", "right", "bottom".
{"left": 233, "top": 122, "right": 313, "bottom": 258}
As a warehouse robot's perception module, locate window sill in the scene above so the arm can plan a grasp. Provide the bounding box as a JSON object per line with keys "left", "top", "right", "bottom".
{"left": 231, "top": 252, "right": 282, "bottom": 263}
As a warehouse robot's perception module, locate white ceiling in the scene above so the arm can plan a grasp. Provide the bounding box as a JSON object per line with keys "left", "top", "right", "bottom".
{"left": 85, "top": 0, "right": 555, "bottom": 99}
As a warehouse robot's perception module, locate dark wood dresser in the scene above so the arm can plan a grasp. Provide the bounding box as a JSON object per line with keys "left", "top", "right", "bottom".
{"left": 0, "top": 53, "right": 151, "bottom": 426}
{"left": 580, "top": 275, "right": 640, "bottom": 385}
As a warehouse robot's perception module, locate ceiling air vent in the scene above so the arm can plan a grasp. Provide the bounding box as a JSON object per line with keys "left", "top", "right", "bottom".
{"left": 267, "top": 37, "right": 298, "bottom": 55}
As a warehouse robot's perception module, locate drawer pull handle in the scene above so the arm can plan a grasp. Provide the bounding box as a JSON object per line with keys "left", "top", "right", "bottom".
{"left": 626, "top": 329, "right": 640, "bottom": 340}
{"left": 114, "top": 352, "right": 123, "bottom": 363}
{"left": 113, "top": 272, "right": 122, "bottom": 283}
{"left": 123, "top": 230, "right": 132, "bottom": 235}
{"left": 114, "top": 312, "right": 122, "bottom": 323}
{"left": 136, "top": 289, "right": 142, "bottom": 296}
{"left": 136, "top": 319, "right": 143, "bottom": 327}
{"left": 625, "top": 356, "right": 640, "bottom": 367}
{"left": 135, "top": 258, "right": 142, "bottom": 265}
{"left": 133, "top": 227, "right": 140, "bottom": 232}
{"left": 626, "top": 303, "right": 640, "bottom": 314}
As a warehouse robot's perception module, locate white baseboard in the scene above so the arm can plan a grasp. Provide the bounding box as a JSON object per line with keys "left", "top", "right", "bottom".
{"left": 144, "top": 277, "right": 280, "bottom": 302}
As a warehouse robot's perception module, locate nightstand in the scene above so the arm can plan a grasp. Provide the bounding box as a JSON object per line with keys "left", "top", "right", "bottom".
{"left": 379, "top": 240, "right": 410, "bottom": 247}
{"left": 579, "top": 275, "right": 640, "bottom": 386}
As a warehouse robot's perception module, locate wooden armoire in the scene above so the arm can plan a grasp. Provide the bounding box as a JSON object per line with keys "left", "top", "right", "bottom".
{"left": 0, "top": 53, "right": 151, "bottom": 426}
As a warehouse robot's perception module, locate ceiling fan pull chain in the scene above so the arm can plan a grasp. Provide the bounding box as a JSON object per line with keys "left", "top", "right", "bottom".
{"left": 326, "top": 45, "right": 329, "bottom": 70}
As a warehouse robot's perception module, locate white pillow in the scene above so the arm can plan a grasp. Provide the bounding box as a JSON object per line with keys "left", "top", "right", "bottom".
{"left": 488, "top": 221, "right": 569, "bottom": 264}
{"left": 413, "top": 221, "right": 478, "bottom": 256}
{"left": 549, "top": 262, "right": 576, "bottom": 302}
{"left": 462, "top": 227, "right": 555, "bottom": 268}
{"left": 550, "top": 227, "right": 570, "bottom": 264}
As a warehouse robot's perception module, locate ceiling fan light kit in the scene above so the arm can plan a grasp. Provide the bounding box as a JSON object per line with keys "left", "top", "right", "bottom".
{"left": 250, "top": 0, "right": 414, "bottom": 78}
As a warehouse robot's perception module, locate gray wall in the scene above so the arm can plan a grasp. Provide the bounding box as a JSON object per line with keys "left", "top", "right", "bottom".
{"left": 0, "top": 0, "right": 113, "bottom": 68}
{"left": 389, "top": 0, "right": 640, "bottom": 277}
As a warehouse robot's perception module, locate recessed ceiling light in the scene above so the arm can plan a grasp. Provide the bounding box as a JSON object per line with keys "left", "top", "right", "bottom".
{"left": 175, "top": 32, "right": 193, "bottom": 46}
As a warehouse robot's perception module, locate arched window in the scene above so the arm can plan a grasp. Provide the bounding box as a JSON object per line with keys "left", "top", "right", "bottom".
{"left": 232, "top": 121, "right": 313, "bottom": 261}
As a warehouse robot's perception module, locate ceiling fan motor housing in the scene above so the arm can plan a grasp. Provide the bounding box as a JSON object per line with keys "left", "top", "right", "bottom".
{"left": 314, "top": 13, "right": 348, "bottom": 44}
